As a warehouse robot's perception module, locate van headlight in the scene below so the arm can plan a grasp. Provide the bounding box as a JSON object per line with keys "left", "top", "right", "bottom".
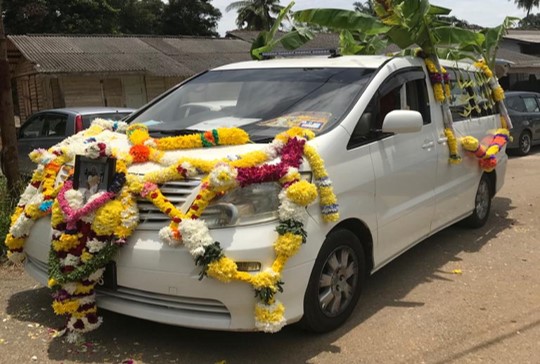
{"left": 201, "top": 182, "right": 281, "bottom": 228}
{"left": 200, "top": 172, "right": 312, "bottom": 229}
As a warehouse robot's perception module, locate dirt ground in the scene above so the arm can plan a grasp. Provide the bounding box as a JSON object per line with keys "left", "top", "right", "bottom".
{"left": 1, "top": 150, "right": 539, "bottom": 364}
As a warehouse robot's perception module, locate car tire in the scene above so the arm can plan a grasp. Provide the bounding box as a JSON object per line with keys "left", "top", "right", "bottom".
{"left": 299, "top": 229, "right": 366, "bottom": 333}
{"left": 462, "top": 174, "right": 492, "bottom": 228}
{"left": 517, "top": 130, "right": 532, "bottom": 156}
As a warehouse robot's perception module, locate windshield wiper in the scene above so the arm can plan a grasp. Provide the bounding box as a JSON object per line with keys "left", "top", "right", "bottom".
{"left": 149, "top": 128, "right": 206, "bottom": 136}
{"left": 252, "top": 136, "right": 275, "bottom": 143}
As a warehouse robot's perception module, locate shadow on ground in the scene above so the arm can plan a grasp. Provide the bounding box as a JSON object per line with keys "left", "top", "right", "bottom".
{"left": 6, "top": 197, "right": 516, "bottom": 364}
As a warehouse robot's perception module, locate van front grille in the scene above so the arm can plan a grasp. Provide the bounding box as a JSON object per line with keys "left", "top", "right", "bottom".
{"left": 137, "top": 179, "right": 200, "bottom": 230}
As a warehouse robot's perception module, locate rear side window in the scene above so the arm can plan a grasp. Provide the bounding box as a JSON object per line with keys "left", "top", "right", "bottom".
{"left": 523, "top": 96, "right": 540, "bottom": 112}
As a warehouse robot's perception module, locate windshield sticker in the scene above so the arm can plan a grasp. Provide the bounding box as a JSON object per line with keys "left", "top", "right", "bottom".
{"left": 258, "top": 112, "right": 331, "bottom": 130}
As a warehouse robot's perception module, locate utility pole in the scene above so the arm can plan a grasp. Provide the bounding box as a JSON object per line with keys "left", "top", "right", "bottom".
{"left": 0, "top": 1, "right": 21, "bottom": 191}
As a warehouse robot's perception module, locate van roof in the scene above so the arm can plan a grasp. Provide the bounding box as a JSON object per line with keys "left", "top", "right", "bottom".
{"left": 212, "top": 55, "right": 475, "bottom": 71}
{"left": 213, "top": 55, "right": 391, "bottom": 70}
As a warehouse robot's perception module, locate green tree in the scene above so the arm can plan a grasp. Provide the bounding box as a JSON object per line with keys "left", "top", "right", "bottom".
{"left": 519, "top": 12, "right": 540, "bottom": 28}
{"left": 226, "top": 0, "right": 283, "bottom": 31}
{"left": 109, "top": 0, "right": 164, "bottom": 34}
{"left": 161, "top": 0, "right": 221, "bottom": 36}
{"left": 3, "top": 0, "right": 119, "bottom": 34}
{"left": 0, "top": 1, "right": 21, "bottom": 192}
{"left": 510, "top": 0, "right": 540, "bottom": 16}
{"left": 353, "top": 1, "right": 375, "bottom": 15}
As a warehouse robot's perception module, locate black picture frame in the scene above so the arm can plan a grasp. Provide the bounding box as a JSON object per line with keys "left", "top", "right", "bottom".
{"left": 73, "top": 156, "right": 116, "bottom": 201}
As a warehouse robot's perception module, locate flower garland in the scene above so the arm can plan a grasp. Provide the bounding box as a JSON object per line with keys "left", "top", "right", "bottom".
{"left": 5, "top": 119, "right": 128, "bottom": 264}
{"left": 125, "top": 124, "right": 251, "bottom": 165}
{"left": 132, "top": 127, "right": 338, "bottom": 332}
{"left": 6, "top": 118, "right": 339, "bottom": 338}
{"left": 5, "top": 149, "right": 71, "bottom": 263}
{"left": 461, "top": 129, "right": 510, "bottom": 172}
{"left": 424, "top": 57, "right": 451, "bottom": 103}
{"left": 460, "top": 60, "right": 512, "bottom": 171}
{"left": 49, "top": 149, "right": 137, "bottom": 343}
{"left": 417, "top": 51, "right": 461, "bottom": 165}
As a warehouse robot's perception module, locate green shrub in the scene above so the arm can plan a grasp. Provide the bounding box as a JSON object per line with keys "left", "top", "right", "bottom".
{"left": 0, "top": 177, "right": 22, "bottom": 257}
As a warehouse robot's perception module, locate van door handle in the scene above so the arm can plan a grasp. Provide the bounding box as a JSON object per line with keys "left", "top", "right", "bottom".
{"left": 422, "top": 141, "right": 434, "bottom": 149}
{"left": 437, "top": 137, "right": 448, "bottom": 144}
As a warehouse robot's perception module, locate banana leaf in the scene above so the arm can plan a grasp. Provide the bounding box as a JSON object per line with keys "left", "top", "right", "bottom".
{"left": 293, "top": 8, "right": 390, "bottom": 35}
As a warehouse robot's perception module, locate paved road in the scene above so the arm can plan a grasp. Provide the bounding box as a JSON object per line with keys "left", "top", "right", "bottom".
{"left": 1, "top": 150, "right": 539, "bottom": 364}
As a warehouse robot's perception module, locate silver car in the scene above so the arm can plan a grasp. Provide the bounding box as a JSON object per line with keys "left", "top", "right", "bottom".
{"left": 14, "top": 107, "right": 134, "bottom": 175}
{"left": 504, "top": 91, "right": 540, "bottom": 156}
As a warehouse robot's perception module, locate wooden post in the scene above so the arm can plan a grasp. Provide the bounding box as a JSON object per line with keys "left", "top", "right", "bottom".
{"left": 0, "top": 1, "right": 21, "bottom": 190}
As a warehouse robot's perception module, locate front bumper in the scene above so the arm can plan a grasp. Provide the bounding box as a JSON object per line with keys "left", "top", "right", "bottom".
{"left": 24, "top": 218, "right": 320, "bottom": 331}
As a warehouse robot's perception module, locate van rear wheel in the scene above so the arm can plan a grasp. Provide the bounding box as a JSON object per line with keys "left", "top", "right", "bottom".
{"left": 462, "top": 174, "right": 492, "bottom": 228}
{"left": 300, "top": 229, "right": 365, "bottom": 333}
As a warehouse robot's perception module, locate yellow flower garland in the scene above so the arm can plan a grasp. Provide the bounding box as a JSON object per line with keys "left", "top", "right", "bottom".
{"left": 7, "top": 119, "right": 340, "bottom": 336}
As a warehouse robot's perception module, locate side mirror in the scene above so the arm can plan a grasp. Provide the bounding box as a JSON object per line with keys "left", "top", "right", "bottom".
{"left": 382, "top": 110, "right": 423, "bottom": 134}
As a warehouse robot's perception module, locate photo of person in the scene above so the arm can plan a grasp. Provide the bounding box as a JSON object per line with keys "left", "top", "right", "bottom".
{"left": 80, "top": 167, "right": 103, "bottom": 202}
{"left": 73, "top": 156, "right": 115, "bottom": 203}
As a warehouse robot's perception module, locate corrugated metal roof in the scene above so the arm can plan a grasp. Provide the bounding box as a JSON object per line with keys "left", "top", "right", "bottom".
{"left": 8, "top": 34, "right": 252, "bottom": 77}
{"left": 505, "top": 30, "right": 540, "bottom": 44}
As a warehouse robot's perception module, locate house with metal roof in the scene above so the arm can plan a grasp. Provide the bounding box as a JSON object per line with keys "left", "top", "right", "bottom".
{"left": 8, "top": 30, "right": 540, "bottom": 124}
{"left": 8, "top": 34, "right": 251, "bottom": 122}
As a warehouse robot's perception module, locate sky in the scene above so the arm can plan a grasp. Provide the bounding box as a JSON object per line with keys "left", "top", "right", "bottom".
{"left": 212, "top": 0, "right": 530, "bottom": 36}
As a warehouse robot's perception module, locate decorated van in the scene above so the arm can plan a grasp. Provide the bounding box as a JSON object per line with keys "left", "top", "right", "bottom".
{"left": 5, "top": 53, "right": 510, "bottom": 342}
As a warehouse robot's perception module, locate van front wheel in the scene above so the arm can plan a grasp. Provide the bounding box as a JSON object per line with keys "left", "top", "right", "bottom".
{"left": 462, "top": 174, "right": 492, "bottom": 228}
{"left": 300, "top": 229, "right": 365, "bottom": 333}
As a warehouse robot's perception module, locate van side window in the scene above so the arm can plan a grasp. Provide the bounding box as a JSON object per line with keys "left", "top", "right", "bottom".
{"left": 348, "top": 68, "right": 429, "bottom": 149}
{"left": 447, "top": 68, "right": 499, "bottom": 121}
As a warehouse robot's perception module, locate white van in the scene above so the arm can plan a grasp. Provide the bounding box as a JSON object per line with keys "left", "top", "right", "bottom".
{"left": 23, "top": 54, "right": 507, "bottom": 333}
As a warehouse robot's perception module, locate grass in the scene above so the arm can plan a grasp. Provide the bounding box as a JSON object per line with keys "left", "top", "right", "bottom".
{"left": 0, "top": 176, "right": 22, "bottom": 258}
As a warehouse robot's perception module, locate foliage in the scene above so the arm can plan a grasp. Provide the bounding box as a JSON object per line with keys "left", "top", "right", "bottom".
{"left": 519, "top": 13, "right": 540, "bottom": 28}
{"left": 293, "top": 7, "right": 389, "bottom": 55}
{"left": 353, "top": 1, "right": 375, "bottom": 15}
{"left": 2, "top": 0, "right": 222, "bottom": 36}
{"left": 109, "top": 0, "right": 164, "bottom": 35}
{"left": 510, "top": 0, "right": 540, "bottom": 16}
{"left": 226, "top": 0, "right": 283, "bottom": 31}
{"left": 161, "top": 0, "right": 221, "bottom": 36}
{"left": 3, "top": 0, "right": 119, "bottom": 34}
{"left": 0, "top": 177, "right": 21, "bottom": 257}
{"left": 250, "top": 2, "right": 314, "bottom": 59}
{"left": 437, "top": 16, "right": 482, "bottom": 30}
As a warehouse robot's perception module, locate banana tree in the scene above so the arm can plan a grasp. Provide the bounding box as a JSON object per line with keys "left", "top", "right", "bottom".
{"left": 293, "top": 7, "right": 390, "bottom": 55}
{"left": 250, "top": 1, "right": 315, "bottom": 60}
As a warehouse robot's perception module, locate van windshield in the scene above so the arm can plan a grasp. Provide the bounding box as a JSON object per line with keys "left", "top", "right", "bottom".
{"left": 130, "top": 67, "right": 375, "bottom": 141}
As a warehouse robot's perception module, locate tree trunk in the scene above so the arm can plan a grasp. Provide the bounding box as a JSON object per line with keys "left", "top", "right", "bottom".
{"left": 0, "top": 2, "right": 21, "bottom": 191}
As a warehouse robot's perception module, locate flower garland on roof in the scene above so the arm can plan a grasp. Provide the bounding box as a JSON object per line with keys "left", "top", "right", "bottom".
{"left": 5, "top": 119, "right": 339, "bottom": 338}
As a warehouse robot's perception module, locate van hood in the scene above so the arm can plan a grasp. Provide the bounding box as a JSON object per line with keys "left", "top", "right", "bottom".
{"left": 51, "top": 126, "right": 310, "bottom": 175}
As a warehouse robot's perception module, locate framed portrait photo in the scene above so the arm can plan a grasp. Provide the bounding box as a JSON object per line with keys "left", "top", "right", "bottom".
{"left": 73, "top": 156, "right": 116, "bottom": 202}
